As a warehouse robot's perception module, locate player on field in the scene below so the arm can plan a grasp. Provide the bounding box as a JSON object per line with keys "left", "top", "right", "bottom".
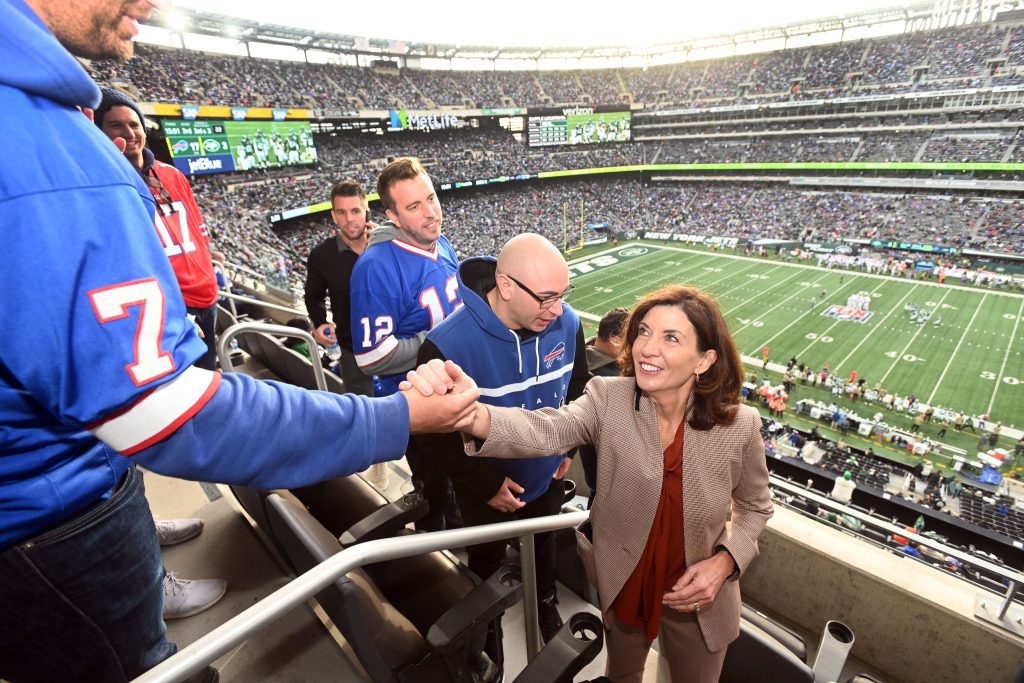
{"left": 300, "top": 127, "right": 316, "bottom": 161}
{"left": 287, "top": 130, "right": 301, "bottom": 164}
{"left": 237, "top": 134, "right": 255, "bottom": 170}
{"left": 254, "top": 129, "right": 270, "bottom": 168}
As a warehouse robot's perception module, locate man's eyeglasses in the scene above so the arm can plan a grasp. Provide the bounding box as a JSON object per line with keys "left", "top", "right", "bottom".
{"left": 504, "top": 274, "right": 574, "bottom": 309}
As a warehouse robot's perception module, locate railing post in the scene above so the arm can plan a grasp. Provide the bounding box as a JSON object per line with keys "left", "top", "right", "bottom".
{"left": 998, "top": 581, "right": 1019, "bottom": 620}
{"left": 520, "top": 533, "right": 542, "bottom": 660}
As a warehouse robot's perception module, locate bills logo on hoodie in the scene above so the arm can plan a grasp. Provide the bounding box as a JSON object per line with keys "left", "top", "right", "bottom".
{"left": 543, "top": 342, "right": 566, "bottom": 369}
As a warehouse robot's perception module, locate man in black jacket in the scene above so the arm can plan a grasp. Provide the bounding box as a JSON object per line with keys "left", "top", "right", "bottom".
{"left": 579, "top": 306, "right": 629, "bottom": 507}
{"left": 304, "top": 179, "right": 375, "bottom": 395}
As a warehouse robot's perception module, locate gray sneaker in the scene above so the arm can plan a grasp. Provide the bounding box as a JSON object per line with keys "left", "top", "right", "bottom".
{"left": 163, "top": 572, "right": 227, "bottom": 619}
{"left": 155, "top": 518, "right": 205, "bottom": 546}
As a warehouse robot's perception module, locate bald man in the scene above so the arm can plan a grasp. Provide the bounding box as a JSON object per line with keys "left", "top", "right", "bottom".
{"left": 411, "top": 233, "right": 591, "bottom": 644}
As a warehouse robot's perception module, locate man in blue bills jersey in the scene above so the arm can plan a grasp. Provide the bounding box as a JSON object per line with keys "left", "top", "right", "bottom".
{"left": 0, "top": 2, "right": 477, "bottom": 680}
{"left": 350, "top": 157, "right": 463, "bottom": 530}
{"left": 350, "top": 156, "right": 462, "bottom": 397}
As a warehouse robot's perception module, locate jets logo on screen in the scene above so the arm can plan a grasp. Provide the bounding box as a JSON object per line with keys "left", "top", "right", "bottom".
{"left": 822, "top": 305, "right": 873, "bottom": 323}
{"left": 544, "top": 342, "right": 566, "bottom": 369}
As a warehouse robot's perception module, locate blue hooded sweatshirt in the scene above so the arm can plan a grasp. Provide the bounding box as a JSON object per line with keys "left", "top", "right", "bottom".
{"left": 0, "top": 0, "right": 410, "bottom": 549}
{"left": 422, "top": 256, "right": 589, "bottom": 503}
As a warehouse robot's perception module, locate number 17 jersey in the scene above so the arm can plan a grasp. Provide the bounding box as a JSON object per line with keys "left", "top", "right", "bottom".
{"left": 349, "top": 234, "right": 462, "bottom": 396}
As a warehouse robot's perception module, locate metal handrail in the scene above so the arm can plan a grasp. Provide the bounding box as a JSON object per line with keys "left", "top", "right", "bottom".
{"left": 132, "top": 471, "right": 1024, "bottom": 682}
{"left": 216, "top": 321, "right": 329, "bottom": 391}
{"left": 134, "top": 510, "right": 588, "bottom": 683}
{"left": 218, "top": 289, "right": 305, "bottom": 317}
{"left": 769, "top": 475, "right": 1024, "bottom": 585}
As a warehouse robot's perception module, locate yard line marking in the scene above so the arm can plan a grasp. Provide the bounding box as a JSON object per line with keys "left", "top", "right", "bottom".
{"left": 576, "top": 253, "right": 713, "bottom": 307}
{"left": 724, "top": 268, "right": 828, "bottom": 324}
{"left": 926, "top": 294, "right": 988, "bottom": 405}
{"left": 987, "top": 297, "right": 1024, "bottom": 415}
{"left": 878, "top": 288, "right": 954, "bottom": 386}
{"left": 573, "top": 247, "right": 776, "bottom": 313}
{"left": 834, "top": 284, "right": 919, "bottom": 374}
{"left": 748, "top": 276, "right": 866, "bottom": 353}
{"left": 632, "top": 242, "right": 1024, "bottom": 301}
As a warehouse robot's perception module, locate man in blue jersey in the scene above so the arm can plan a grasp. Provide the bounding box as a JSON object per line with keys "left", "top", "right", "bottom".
{"left": 413, "top": 233, "right": 592, "bottom": 643}
{"left": 0, "top": 2, "right": 478, "bottom": 681}
{"left": 350, "top": 157, "right": 463, "bottom": 530}
{"left": 350, "top": 156, "right": 462, "bottom": 396}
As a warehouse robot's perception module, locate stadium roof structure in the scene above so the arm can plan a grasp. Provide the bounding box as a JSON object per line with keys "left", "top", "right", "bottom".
{"left": 147, "top": 0, "right": 1012, "bottom": 66}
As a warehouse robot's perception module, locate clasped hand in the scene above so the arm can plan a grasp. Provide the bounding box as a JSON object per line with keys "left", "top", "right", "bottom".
{"left": 401, "top": 359, "right": 484, "bottom": 434}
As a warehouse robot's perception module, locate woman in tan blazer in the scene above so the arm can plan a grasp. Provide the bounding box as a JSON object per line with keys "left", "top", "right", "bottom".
{"left": 458, "top": 284, "right": 773, "bottom": 682}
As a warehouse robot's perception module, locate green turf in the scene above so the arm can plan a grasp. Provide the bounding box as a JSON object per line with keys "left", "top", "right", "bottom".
{"left": 567, "top": 242, "right": 1024, "bottom": 428}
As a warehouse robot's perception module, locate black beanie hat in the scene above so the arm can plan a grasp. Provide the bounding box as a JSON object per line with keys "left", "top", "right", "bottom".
{"left": 94, "top": 87, "right": 146, "bottom": 129}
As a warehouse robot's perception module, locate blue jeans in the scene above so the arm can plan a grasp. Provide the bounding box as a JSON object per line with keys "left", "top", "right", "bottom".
{"left": 0, "top": 467, "right": 173, "bottom": 682}
{"left": 187, "top": 304, "right": 218, "bottom": 371}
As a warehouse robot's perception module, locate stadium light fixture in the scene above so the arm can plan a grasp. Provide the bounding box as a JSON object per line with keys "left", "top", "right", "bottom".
{"left": 165, "top": 10, "right": 189, "bottom": 31}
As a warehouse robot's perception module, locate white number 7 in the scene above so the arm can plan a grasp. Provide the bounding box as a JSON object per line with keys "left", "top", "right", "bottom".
{"left": 88, "top": 279, "right": 175, "bottom": 386}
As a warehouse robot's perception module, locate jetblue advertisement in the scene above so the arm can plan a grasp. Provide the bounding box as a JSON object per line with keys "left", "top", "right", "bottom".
{"left": 162, "top": 119, "right": 317, "bottom": 176}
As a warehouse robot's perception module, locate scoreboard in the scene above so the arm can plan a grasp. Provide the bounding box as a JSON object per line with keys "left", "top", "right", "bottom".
{"left": 162, "top": 119, "right": 317, "bottom": 176}
{"left": 526, "top": 106, "right": 631, "bottom": 147}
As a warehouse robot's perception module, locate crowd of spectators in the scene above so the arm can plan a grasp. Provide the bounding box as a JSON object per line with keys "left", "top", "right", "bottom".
{"left": 210, "top": 173, "right": 1020, "bottom": 293}
{"left": 971, "top": 200, "right": 1024, "bottom": 254}
{"left": 88, "top": 22, "right": 1024, "bottom": 109}
{"left": 154, "top": 112, "right": 1023, "bottom": 291}
{"left": 921, "top": 133, "right": 1012, "bottom": 162}
{"left": 84, "top": 24, "right": 1024, "bottom": 290}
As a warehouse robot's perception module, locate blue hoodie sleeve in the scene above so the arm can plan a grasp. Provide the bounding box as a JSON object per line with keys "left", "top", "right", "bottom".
{"left": 132, "top": 374, "right": 410, "bottom": 488}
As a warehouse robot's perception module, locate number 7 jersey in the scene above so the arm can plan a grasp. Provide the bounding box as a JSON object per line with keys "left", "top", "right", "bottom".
{"left": 349, "top": 234, "right": 462, "bottom": 396}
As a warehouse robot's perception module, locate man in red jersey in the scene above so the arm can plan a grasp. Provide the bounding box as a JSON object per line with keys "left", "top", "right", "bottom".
{"left": 96, "top": 88, "right": 221, "bottom": 370}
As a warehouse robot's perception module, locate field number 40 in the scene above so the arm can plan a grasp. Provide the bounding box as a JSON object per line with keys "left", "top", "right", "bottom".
{"left": 980, "top": 371, "right": 1020, "bottom": 385}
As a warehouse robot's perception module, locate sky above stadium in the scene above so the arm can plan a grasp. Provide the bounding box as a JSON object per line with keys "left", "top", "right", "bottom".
{"left": 173, "top": 0, "right": 910, "bottom": 48}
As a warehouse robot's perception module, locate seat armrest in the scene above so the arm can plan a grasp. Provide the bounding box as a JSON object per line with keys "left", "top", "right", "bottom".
{"left": 426, "top": 564, "right": 523, "bottom": 654}
{"left": 513, "top": 612, "right": 604, "bottom": 683}
{"left": 340, "top": 491, "right": 428, "bottom": 546}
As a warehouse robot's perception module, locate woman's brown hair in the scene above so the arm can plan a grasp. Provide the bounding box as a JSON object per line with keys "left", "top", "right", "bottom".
{"left": 618, "top": 285, "right": 743, "bottom": 430}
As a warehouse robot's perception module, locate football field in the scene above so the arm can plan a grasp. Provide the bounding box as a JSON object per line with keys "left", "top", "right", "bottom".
{"left": 567, "top": 243, "right": 1024, "bottom": 425}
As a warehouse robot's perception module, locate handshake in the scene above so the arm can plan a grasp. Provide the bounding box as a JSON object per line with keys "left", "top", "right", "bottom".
{"left": 400, "top": 359, "right": 490, "bottom": 438}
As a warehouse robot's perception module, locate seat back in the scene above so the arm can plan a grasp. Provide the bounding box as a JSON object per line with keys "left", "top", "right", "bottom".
{"left": 291, "top": 474, "right": 391, "bottom": 538}
{"left": 740, "top": 604, "right": 807, "bottom": 662}
{"left": 276, "top": 343, "right": 347, "bottom": 394}
{"left": 265, "top": 493, "right": 430, "bottom": 682}
{"left": 247, "top": 331, "right": 286, "bottom": 373}
{"left": 720, "top": 620, "right": 813, "bottom": 683}
{"left": 215, "top": 303, "right": 238, "bottom": 336}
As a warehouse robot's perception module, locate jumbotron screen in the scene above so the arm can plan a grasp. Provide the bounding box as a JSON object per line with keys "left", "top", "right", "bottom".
{"left": 161, "top": 119, "right": 317, "bottom": 175}
{"left": 526, "top": 106, "right": 631, "bottom": 147}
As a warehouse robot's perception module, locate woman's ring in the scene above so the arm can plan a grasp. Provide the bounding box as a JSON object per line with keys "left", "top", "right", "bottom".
{"left": 693, "top": 601, "right": 700, "bottom": 612}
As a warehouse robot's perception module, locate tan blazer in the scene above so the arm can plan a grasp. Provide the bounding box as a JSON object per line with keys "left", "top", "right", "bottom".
{"left": 469, "top": 375, "right": 773, "bottom": 653}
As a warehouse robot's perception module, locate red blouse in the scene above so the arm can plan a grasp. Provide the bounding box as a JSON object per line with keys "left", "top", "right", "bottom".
{"left": 612, "top": 419, "right": 687, "bottom": 639}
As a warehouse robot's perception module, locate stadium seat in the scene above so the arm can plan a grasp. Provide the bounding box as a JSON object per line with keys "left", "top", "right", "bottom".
{"left": 264, "top": 493, "right": 603, "bottom": 683}
{"left": 291, "top": 473, "right": 427, "bottom": 545}
{"left": 274, "top": 341, "right": 347, "bottom": 394}
{"left": 740, "top": 604, "right": 807, "bottom": 662}
{"left": 720, "top": 620, "right": 813, "bottom": 683}
{"left": 512, "top": 612, "right": 604, "bottom": 683}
